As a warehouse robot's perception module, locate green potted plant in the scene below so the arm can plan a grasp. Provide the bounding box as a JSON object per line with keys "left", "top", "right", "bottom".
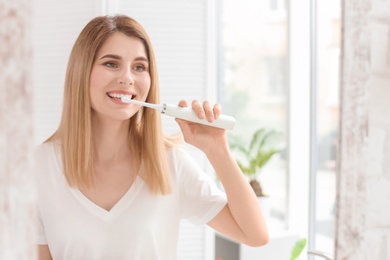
{"left": 229, "top": 128, "right": 284, "bottom": 197}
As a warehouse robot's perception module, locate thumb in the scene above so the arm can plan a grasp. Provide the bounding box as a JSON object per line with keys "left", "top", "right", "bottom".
{"left": 175, "top": 118, "right": 193, "bottom": 139}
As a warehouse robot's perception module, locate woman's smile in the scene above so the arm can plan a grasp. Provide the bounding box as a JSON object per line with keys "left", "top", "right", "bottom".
{"left": 106, "top": 91, "right": 136, "bottom": 105}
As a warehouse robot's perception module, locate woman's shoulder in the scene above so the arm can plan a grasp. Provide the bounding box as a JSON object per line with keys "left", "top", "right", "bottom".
{"left": 32, "top": 141, "right": 63, "bottom": 182}
{"left": 165, "top": 144, "right": 192, "bottom": 163}
{"left": 33, "top": 141, "right": 61, "bottom": 161}
{"left": 165, "top": 144, "right": 205, "bottom": 178}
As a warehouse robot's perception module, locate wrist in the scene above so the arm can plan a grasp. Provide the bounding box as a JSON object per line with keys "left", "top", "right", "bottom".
{"left": 204, "top": 141, "right": 231, "bottom": 161}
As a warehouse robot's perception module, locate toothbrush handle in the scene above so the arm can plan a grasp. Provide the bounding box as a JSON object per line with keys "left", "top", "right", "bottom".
{"left": 163, "top": 104, "right": 236, "bottom": 130}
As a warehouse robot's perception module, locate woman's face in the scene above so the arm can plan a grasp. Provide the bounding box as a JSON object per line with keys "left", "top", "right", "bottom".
{"left": 89, "top": 32, "right": 151, "bottom": 122}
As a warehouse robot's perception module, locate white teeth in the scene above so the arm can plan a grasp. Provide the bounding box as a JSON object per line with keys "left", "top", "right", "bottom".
{"left": 108, "top": 93, "right": 133, "bottom": 99}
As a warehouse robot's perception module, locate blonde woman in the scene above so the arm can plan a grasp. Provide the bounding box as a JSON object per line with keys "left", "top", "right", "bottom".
{"left": 34, "top": 15, "right": 269, "bottom": 260}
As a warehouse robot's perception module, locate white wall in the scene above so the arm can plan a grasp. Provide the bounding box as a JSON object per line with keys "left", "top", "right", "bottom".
{"left": 32, "top": 0, "right": 101, "bottom": 145}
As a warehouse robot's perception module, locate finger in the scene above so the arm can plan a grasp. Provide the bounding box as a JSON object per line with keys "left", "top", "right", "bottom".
{"left": 178, "top": 99, "right": 188, "bottom": 107}
{"left": 175, "top": 118, "right": 185, "bottom": 128}
{"left": 191, "top": 100, "right": 205, "bottom": 119}
{"left": 203, "top": 101, "right": 214, "bottom": 123}
{"left": 213, "top": 103, "right": 222, "bottom": 119}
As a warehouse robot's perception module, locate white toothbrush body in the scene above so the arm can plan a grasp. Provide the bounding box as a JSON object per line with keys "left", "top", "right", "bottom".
{"left": 121, "top": 97, "right": 236, "bottom": 130}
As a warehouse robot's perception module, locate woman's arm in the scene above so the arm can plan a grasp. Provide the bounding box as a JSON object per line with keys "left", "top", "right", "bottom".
{"left": 175, "top": 100, "right": 269, "bottom": 247}
{"left": 206, "top": 146, "right": 269, "bottom": 246}
{"left": 38, "top": 245, "right": 52, "bottom": 260}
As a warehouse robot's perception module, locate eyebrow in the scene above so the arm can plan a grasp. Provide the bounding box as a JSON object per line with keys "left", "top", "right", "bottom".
{"left": 99, "top": 54, "right": 149, "bottom": 62}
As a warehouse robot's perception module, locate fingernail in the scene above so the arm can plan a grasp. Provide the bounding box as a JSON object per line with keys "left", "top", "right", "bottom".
{"left": 199, "top": 112, "right": 205, "bottom": 119}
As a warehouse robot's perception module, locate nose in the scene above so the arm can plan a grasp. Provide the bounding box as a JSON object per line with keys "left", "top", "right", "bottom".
{"left": 117, "top": 69, "right": 134, "bottom": 85}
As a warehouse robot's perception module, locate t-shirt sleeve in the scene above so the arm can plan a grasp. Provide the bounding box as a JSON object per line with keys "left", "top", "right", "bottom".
{"left": 36, "top": 210, "right": 48, "bottom": 245}
{"left": 33, "top": 145, "right": 48, "bottom": 245}
{"left": 172, "top": 147, "right": 227, "bottom": 225}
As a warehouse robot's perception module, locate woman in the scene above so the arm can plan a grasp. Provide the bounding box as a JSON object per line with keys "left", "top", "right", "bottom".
{"left": 34, "top": 15, "right": 269, "bottom": 259}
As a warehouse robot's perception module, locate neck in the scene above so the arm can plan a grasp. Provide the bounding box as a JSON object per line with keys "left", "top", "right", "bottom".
{"left": 92, "top": 117, "right": 132, "bottom": 165}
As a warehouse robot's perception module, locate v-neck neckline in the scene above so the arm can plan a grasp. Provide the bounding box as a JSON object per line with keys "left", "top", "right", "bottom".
{"left": 69, "top": 176, "right": 145, "bottom": 222}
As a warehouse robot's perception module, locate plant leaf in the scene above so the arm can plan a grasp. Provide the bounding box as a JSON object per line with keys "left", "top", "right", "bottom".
{"left": 255, "top": 149, "right": 281, "bottom": 170}
{"left": 229, "top": 127, "right": 285, "bottom": 178}
{"left": 290, "top": 238, "right": 307, "bottom": 260}
{"left": 249, "top": 128, "right": 267, "bottom": 153}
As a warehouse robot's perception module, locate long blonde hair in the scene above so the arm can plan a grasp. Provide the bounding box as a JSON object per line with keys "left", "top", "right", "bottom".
{"left": 47, "top": 15, "right": 178, "bottom": 194}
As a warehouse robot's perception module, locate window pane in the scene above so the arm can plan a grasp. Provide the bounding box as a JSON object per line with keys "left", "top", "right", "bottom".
{"left": 219, "top": 0, "right": 288, "bottom": 223}
{"left": 315, "top": 0, "right": 340, "bottom": 256}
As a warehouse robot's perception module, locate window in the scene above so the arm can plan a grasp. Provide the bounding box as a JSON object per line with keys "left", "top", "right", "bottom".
{"left": 313, "top": 0, "right": 340, "bottom": 256}
{"left": 219, "top": 0, "right": 288, "bottom": 223}
{"left": 263, "top": 56, "right": 287, "bottom": 102}
{"left": 219, "top": 0, "right": 340, "bottom": 258}
{"left": 269, "top": 0, "right": 286, "bottom": 11}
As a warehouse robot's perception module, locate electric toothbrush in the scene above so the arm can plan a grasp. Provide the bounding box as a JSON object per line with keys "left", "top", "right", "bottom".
{"left": 121, "top": 97, "right": 236, "bottom": 130}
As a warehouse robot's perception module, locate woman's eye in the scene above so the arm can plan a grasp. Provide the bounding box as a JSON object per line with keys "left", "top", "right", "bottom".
{"left": 133, "top": 65, "right": 147, "bottom": 72}
{"left": 104, "top": 62, "right": 118, "bottom": 68}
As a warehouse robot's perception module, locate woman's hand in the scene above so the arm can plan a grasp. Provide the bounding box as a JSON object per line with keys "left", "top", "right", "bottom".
{"left": 175, "top": 100, "right": 228, "bottom": 154}
{"left": 176, "top": 100, "right": 269, "bottom": 247}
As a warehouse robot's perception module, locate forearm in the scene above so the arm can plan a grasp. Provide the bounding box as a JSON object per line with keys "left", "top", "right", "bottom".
{"left": 206, "top": 145, "right": 269, "bottom": 245}
{"left": 38, "top": 245, "right": 52, "bottom": 260}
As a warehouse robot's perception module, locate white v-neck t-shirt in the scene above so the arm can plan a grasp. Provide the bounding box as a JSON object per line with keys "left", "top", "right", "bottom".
{"left": 33, "top": 142, "right": 227, "bottom": 260}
